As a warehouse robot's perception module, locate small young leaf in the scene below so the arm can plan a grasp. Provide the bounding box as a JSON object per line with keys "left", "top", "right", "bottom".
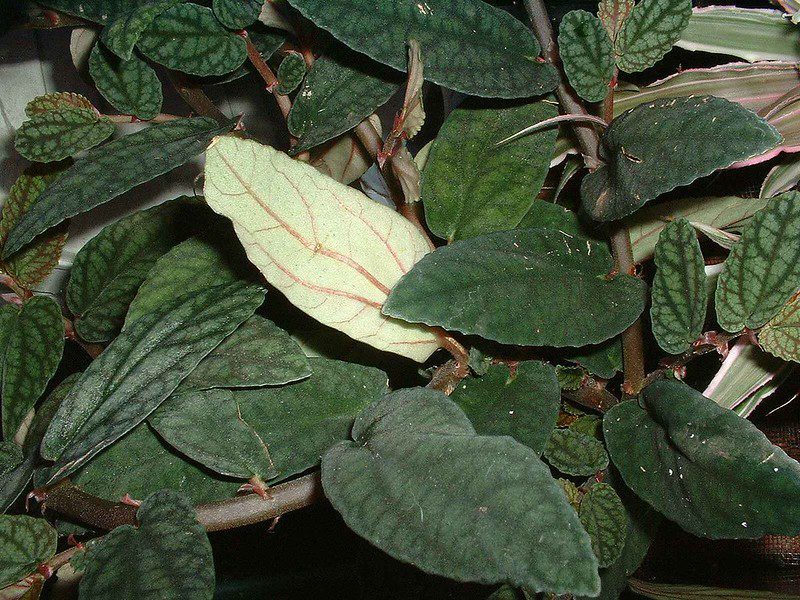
{"left": 89, "top": 43, "right": 163, "bottom": 121}
{"left": 287, "top": 49, "right": 400, "bottom": 153}
{"left": 760, "top": 295, "right": 800, "bottom": 362}
{"left": 0, "top": 297, "right": 65, "bottom": 440}
{"left": 14, "top": 107, "right": 114, "bottom": 162}
{"left": 449, "top": 361, "right": 560, "bottom": 455}
{"left": 581, "top": 96, "right": 781, "bottom": 221}
{"left": 384, "top": 229, "right": 646, "bottom": 348}
{"left": 3, "top": 117, "right": 235, "bottom": 257}
{"left": 25, "top": 92, "right": 94, "bottom": 116}
{"left": 203, "top": 136, "right": 441, "bottom": 362}
{"left": 605, "top": 379, "right": 800, "bottom": 538}
{"left": 137, "top": 4, "right": 247, "bottom": 76}
{"left": 651, "top": 218, "right": 707, "bottom": 354}
{"left": 544, "top": 429, "right": 609, "bottom": 476}
{"left": 0, "top": 516, "right": 57, "bottom": 588}
{"left": 79, "top": 490, "right": 214, "bottom": 600}
{"left": 0, "top": 169, "right": 68, "bottom": 289}
{"left": 559, "top": 10, "right": 615, "bottom": 103}
{"left": 213, "top": 0, "right": 261, "bottom": 29}
{"left": 276, "top": 51, "right": 306, "bottom": 95}
{"left": 615, "top": 0, "right": 692, "bottom": 73}
{"left": 715, "top": 192, "right": 800, "bottom": 332}
{"left": 41, "top": 281, "right": 264, "bottom": 480}
{"left": 421, "top": 100, "right": 558, "bottom": 242}
{"left": 284, "top": 0, "right": 558, "bottom": 98}
{"left": 566, "top": 340, "right": 623, "bottom": 379}
{"left": 100, "top": 0, "right": 183, "bottom": 61}
{"left": 67, "top": 201, "right": 186, "bottom": 343}
{"left": 322, "top": 388, "right": 601, "bottom": 596}
{"left": 598, "top": 0, "right": 634, "bottom": 42}
{"left": 579, "top": 483, "right": 628, "bottom": 568}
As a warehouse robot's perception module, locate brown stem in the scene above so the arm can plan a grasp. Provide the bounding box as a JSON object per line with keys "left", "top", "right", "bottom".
{"left": 167, "top": 72, "right": 229, "bottom": 126}
{"left": 562, "top": 380, "right": 619, "bottom": 413}
{"left": 245, "top": 37, "right": 293, "bottom": 122}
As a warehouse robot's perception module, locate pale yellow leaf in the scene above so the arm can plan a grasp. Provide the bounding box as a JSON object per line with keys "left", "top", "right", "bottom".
{"left": 258, "top": 0, "right": 293, "bottom": 32}
{"left": 203, "top": 136, "right": 441, "bottom": 362}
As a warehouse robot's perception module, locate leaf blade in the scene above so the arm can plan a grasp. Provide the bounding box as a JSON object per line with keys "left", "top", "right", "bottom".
{"left": 559, "top": 10, "right": 615, "bottom": 103}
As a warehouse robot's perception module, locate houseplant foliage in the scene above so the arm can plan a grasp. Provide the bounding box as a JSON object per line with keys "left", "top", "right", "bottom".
{"left": 2, "top": 0, "right": 800, "bottom": 598}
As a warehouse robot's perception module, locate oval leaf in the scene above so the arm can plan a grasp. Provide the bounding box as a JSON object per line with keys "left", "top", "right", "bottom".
{"left": 25, "top": 92, "right": 94, "bottom": 116}
{"left": 284, "top": 0, "right": 558, "bottom": 99}
{"left": 276, "top": 51, "right": 307, "bottom": 95}
{"left": 579, "top": 483, "right": 627, "bottom": 568}
{"left": 213, "top": 0, "right": 261, "bottom": 29}
{"left": 544, "top": 428, "right": 609, "bottom": 476}
{"left": 100, "top": 0, "right": 183, "bottom": 61}
{"left": 322, "top": 388, "right": 601, "bottom": 596}
{"left": 89, "top": 42, "right": 163, "bottom": 121}
{"left": 203, "top": 135, "right": 440, "bottom": 362}
{"left": 760, "top": 294, "right": 800, "bottom": 362}
{"left": 422, "top": 100, "right": 558, "bottom": 242}
{"left": 14, "top": 107, "right": 114, "bottom": 163}
{"left": 651, "top": 218, "right": 707, "bottom": 354}
{"left": 384, "top": 229, "right": 646, "bottom": 347}
{"left": 715, "top": 192, "right": 800, "bottom": 332}
{"left": 605, "top": 379, "right": 800, "bottom": 538}
{"left": 0, "top": 516, "right": 56, "bottom": 588}
{"left": 581, "top": 96, "right": 781, "bottom": 222}
{"left": 615, "top": 0, "right": 692, "bottom": 73}
{"left": 559, "top": 10, "right": 615, "bottom": 103}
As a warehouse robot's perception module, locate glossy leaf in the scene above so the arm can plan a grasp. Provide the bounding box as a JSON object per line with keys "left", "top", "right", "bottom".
{"left": 448, "top": 361, "right": 560, "bottom": 455}
{"left": 715, "top": 192, "right": 800, "bottom": 332}
{"left": 605, "top": 379, "right": 800, "bottom": 538}
{"left": 213, "top": 0, "right": 261, "bottom": 29}
{"left": 760, "top": 295, "right": 800, "bottom": 362}
{"left": 0, "top": 516, "right": 56, "bottom": 588}
{"left": 25, "top": 92, "right": 94, "bottom": 116}
{"left": 0, "top": 170, "right": 67, "bottom": 289}
{"left": 89, "top": 43, "right": 163, "bottom": 121}
{"left": 137, "top": 4, "right": 247, "bottom": 76}
{"left": 579, "top": 483, "right": 627, "bottom": 568}
{"left": 0, "top": 298, "right": 64, "bottom": 440}
{"left": 67, "top": 201, "right": 185, "bottom": 343}
{"left": 284, "top": 0, "right": 558, "bottom": 99}
{"left": 559, "top": 10, "right": 615, "bottom": 103}
{"left": 100, "top": 0, "right": 183, "bottom": 60}
{"left": 422, "top": 100, "right": 558, "bottom": 242}
{"left": 41, "top": 281, "right": 264, "bottom": 480}
{"left": 276, "top": 51, "right": 306, "bottom": 95}
{"left": 615, "top": 0, "right": 691, "bottom": 73}
{"left": 287, "top": 50, "right": 400, "bottom": 153}
{"left": 651, "top": 218, "right": 707, "bottom": 354}
{"left": 581, "top": 96, "right": 781, "bottom": 221}
{"left": 203, "top": 136, "right": 440, "bottom": 362}
{"left": 4, "top": 117, "right": 234, "bottom": 257}
{"left": 155, "top": 358, "right": 387, "bottom": 482}
{"left": 322, "top": 388, "right": 600, "bottom": 595}
{"left": 79, "top": 490, "right": 214, "bottom": 600}
{"left": 384, "top": 229, "right": 646, "bottom": 347}
{"left": 544, "top": 428, "right": 609, "bottom": 476}
{"left": 14, "top": 107, "right": 114, "bottom": 163}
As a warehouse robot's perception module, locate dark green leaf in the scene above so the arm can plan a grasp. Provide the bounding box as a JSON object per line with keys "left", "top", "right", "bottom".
{"left": 89, "top": 43, "right": 163, "bottom": 121}
{"left": 100, "top": 0, "right": 183, "bottom": 61}
{"left": 213, "top": 0, "right": 260, "bottom": 29}
{"left": 38, "top": 0, "right": 153, "bottom": 25}
{"left": 566, "top": 340, "right": 623, "bottom": 379}
{"left": 70, "top": 422, "right": 239, "bottom": 504}
{"left": 760, "top": 294, "right": 800, "bottom": 362}
{"left": 0, "top": 297, "right": 65, "bottom": 439}
{"left": 180, "top": 316, "right": 311, "bottom": 391}
{"left": 79, "top": 490, "right": 214, "bottom": 600}
{"left": 0, "top": 442, "right": 23, "bottom": 478}
{"left": 284, "top": 0, "right": 559, "bottom": 98}
{"left": 449, "top": 361, "right": 560, "bottom": 455}
{"left": 516, "top": 201, "right": 586, "bottom": 236}
{"left": 14, "top": 107, "right": 114, "bottom": 162}
{"left": 384, "top": 229, "right": 646, "bottom": 347}
{"left": 422, "top": 100, "right": 558, "bottom": 242}
{"left": 651, "top": 218, "right": 707, "bottom": 354}
{"left": 154, "top": 358, "right": 387, "bottom": 482}
{"left": 41, "top": 281, "right": 264, "bottom": 480}
{"left": 137, "top": 4, "right": 247, "bottom": 76}
{"left": 287, "top": 49, "right": 400, "bottom": 153}
{"left": 544, "top": 428, "right": 609, "bottom": 476}
{"left": 0, "top": 516, "right": 56, "bottom": 588}
{"left": 276, "top": 51, "right": 306, "bottom": 95}
{"left": 323, "top": 387, "right": 600, "bottom": 595}
{"left": 605, "top": 379, "right": 800, "bottom": 538}
{"left": 579, "top": 483, "right": 627, "bottom": 568}
{"left": 0, "top": 169, "right": 68, "bottom": 289}
{"left": 66, "top": 201, "right": 186, "bottom": 343}
{"left": 715, "top": 192, "right": 800, "bottom": 332}
{"left": 4, "top": 117, "right": 235, "bottom": 257}
{"left": 559, "top": 10, "right": 615, "bottom": 103}
{"left": 581, "top": 96, "right": 781, "bottom": 221}
{"left": 615, "top": 0, "right": 692, "bottom": 73}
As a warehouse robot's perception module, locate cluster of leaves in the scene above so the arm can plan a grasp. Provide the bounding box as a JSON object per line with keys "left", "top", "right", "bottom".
{"left": 1, "top": 0, "right": 800, "bottom": 599}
